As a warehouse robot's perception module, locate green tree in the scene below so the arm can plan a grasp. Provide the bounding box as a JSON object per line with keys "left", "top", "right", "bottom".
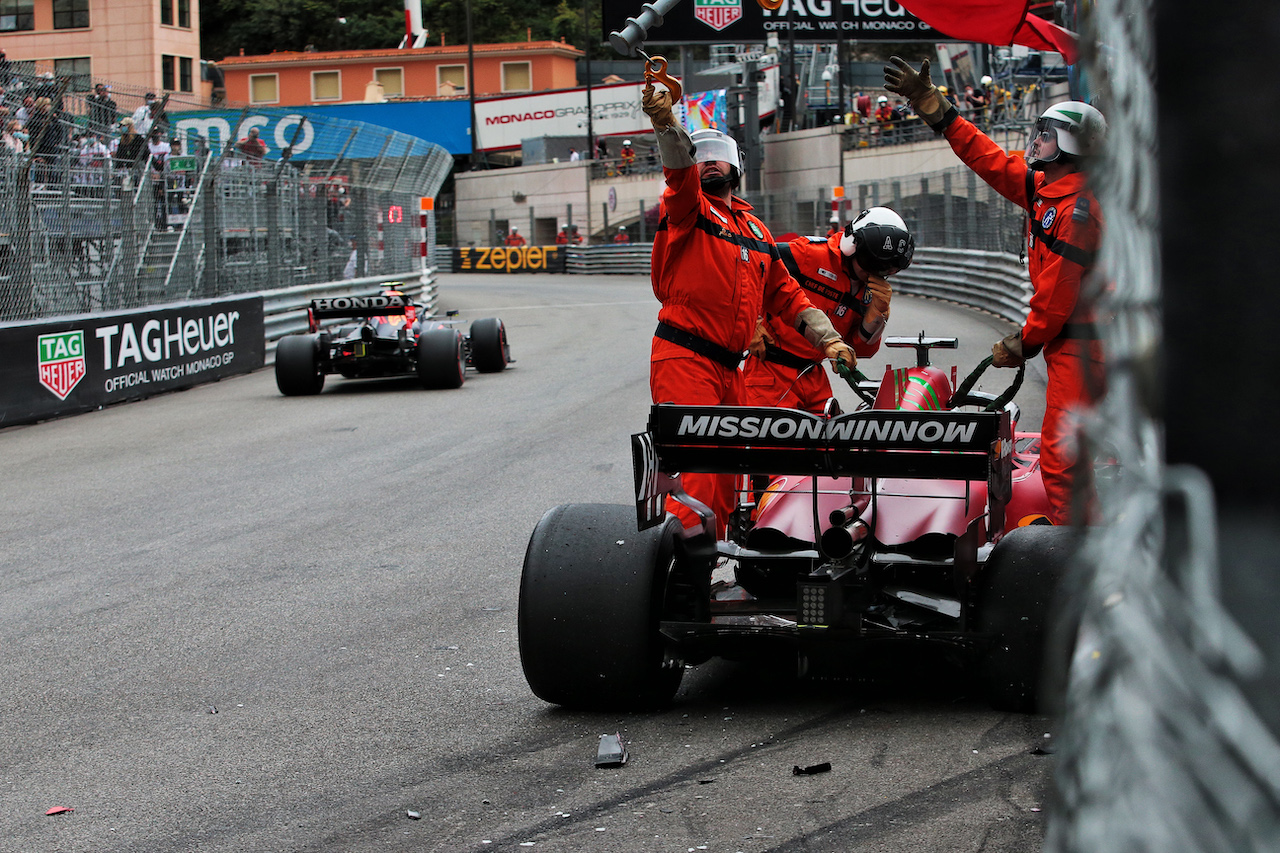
{"left": 201, "top": 0, "right": 608, "bottom": 62}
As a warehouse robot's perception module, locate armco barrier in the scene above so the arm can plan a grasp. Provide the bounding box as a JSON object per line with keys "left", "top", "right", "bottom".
{"left": 435, "top": 244, "right": 1028, "bottom": 324}
{"left": 261, "top": 268, "right": 438, "bottom": 362}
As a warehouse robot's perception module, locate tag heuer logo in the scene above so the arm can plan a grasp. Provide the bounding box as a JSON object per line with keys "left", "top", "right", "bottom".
{"left": 37, "top": 330, "right": 86, "bottom": 400}
{"left": 694, "top": 0, "right": 743, "bottom": 31}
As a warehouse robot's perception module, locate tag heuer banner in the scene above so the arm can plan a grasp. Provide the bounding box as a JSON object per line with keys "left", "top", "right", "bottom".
{"left": 0, "top": 295, "right": 265, "bottom": 427}
{"left": 603, "top": 0, "right": 955, "bottom": 43}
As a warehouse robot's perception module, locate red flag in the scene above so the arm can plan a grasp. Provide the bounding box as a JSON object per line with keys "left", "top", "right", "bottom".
{"left": 900, "top": 0, "right": 1079, "bottom": 64}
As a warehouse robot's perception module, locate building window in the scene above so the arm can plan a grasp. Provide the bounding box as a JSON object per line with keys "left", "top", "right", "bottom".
{"left": 160, "top": 0, "right": 171, "bottom": 26}
{"left": 312, "top": 70, "right": 341, "bottom": 101}
{"left": 501, "top": 62, "right": 531, "bottom": 93}
{"left": 53, "top": 57, "right": 92, "bottom": 92}
{"left": 179, "top": 57, "right": 193, "bottom": 92}
{"left": 437, "top": 65, "right": 466, "bottom": 96}
{"left": 374, "top": 68, "right": 403, "bottom": 98}
{"left": 52, "top": 0, "right": 89, "bottom": 29}
{"left": 249, "top": 74, "right": 279, "bottom": 104}
{"left": 162, "top": 55, "right": 175, "bottom": 91}
{"left": 177, "top": 0, "right": 189, "bottom": 27}
{"left": 0, "top": 0, "right": 34, "bottom": 31}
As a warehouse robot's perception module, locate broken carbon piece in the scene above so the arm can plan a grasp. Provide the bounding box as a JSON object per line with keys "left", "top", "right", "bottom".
{"left": 792, "top": 762, "right": 832, "bottom": 776}
{"left": 595, "top": 732, "right": 628, "bottom": 767}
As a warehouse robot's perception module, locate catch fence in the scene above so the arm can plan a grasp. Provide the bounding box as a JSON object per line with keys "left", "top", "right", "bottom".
{"left": 0, "top": 62, "right": 452, "bottom": 323}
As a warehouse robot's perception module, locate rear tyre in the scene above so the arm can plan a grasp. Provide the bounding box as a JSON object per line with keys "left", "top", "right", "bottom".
{"left": 973, "top": 525, "right": 1080, "bottom": 712}
{"left": 469, "top": 317, "right": 510, "bottom": 373}
{"left": 416, "top": 328, "right": 464, "bottom": 389}
{"left": 275, "top": 334, "right": 325, "bottom": 396}
{"left": 519, "top": 503, "right": 684, "bottom": 710}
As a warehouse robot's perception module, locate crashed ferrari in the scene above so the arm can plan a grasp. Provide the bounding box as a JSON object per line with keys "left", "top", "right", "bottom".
{"left": 519, "top": 334, "right": 1077, "bottom": 712}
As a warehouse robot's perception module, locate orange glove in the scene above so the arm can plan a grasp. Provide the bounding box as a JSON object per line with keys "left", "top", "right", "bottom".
{"left": 864, "top": 274, "right": 892, "bottom": 315}
{"left": 747, "top": 318, "right": 775, "bottom": 359}
{"left": 991, "top": 339, "right": 1023, "bottom": 368}
{"left": 824, "top": 340, "right": 856, "bottom": 371}
{"left": 642, "top": 83, "right": 675, "bottom": 130}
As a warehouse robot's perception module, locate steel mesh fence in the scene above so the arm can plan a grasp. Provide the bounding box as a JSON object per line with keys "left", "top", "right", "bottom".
{"left": 1042, "top": 0, "right": 1280, "bottom": 850}
{"left": 0, "top": 63, "right": 452, "bottom": 322}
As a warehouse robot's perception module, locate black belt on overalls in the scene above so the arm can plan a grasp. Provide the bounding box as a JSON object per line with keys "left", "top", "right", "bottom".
{"left": 654, "top": 321, "right": 745, "bottom": 369}
{"left": 762, "top": 343, "right": 819, "bottom": 371}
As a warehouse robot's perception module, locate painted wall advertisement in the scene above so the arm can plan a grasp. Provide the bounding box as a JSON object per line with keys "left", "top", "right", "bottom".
{"left": 602, "top": 0, "right": 951, "bottom": 43}
{"left": 0, "top": 296, "right": 265, "bottom": 427}
{"left": 474, "top": 71, "right": 777, "bottom": 152}
{"left": 451, "top": 246, "right": 567, "bottom": 273}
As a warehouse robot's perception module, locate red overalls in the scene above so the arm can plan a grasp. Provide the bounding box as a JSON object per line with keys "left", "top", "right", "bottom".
{"left": 742, "top": 233, "right": 883, "bottom": 412}
{"left": 943, "top": 115, "right": 1106, "bottom": 524}
{"left": 651, "top": 161, "right": 817, "bottom": 535}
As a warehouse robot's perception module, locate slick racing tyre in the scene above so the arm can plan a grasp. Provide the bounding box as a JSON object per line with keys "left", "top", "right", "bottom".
{"left": 973, "top": 525, "right": 1079, "bottom": 712}
{"left": 275, "top": 334, "right": 325, "bottom": 396}
{"left": 469, "top": 317, "right": 510, "bottom": 373}
{"left": 519, "top": 503, "right": 684, "bottom": 710}
{"left": 416, "top": 328, "right": 465, "bottom": 389}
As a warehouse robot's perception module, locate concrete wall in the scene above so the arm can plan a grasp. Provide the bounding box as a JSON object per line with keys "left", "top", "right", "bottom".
{"left": 456, "top": 160, "right": 665, "bottom": 246}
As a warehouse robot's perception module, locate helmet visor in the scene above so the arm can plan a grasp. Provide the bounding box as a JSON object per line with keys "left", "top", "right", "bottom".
{"left": 693, "top": 134, "right": 741, "bottom": 171}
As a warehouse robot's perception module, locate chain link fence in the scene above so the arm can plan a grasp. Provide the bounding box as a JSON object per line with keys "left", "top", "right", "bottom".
{"left": 0, "top": 62, "right": 452, "bottom": 323}
{"left": 1043, "top": 0, "right": 1280, "bottom": 850}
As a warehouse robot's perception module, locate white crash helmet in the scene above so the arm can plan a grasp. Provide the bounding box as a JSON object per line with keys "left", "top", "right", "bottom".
{"left": 689, "top": 128, "right": 742, "bottom": 173}
{"left": 1031, "top": 101, "right": 1107, "bottom": 165}
{"left": 623, "top": 139, "right": 631, "bottom": 146}
{"left": 980, "top": 75, "right": 992, "bottom": 86}
{"left": 839, "top": 207, "right": 915, "bottom": 276}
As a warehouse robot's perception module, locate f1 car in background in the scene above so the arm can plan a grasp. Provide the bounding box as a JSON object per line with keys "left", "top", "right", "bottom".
{"left": 275, "top": 291, "right": 512, "bottom": 395}
{"left": 519, "top": 335, "right": 1078, "bottom": 713}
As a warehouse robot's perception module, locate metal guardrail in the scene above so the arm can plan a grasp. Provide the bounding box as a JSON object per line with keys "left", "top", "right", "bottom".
{"left": 260, "top": 268, "right": 438, "bottom": 363}
{"left": 892, "top": 248, "right": 1031, "bottom": 325}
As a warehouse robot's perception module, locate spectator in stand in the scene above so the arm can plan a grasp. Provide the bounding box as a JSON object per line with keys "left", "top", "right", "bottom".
{"left": 619, "top": 139, "right": 636, "bottom": 174}
{"left": 238, "top": 126, "right": 267, "bottom": 161}
{"left": 965, "top": 80, "right": 991, "bottom": 127}
{"left": 87, "top": 83, "right": 117, "bottom": 134}
{"left": 613, "top": 225, "right": 629, "bottom": 243}
{"left": 3, "top": 119, "right": 26, "bottom": 154}
{"left": 111, "top": 117, "right": 146, "bottom": 175}
{"left": 147, "top": 127, "right": 171, "bottom": 229}
{"left": 26, "top": 97, "right": 64, "bottom": 184}
{"left": 78, "top": 131, "right": 110, "bottom": 191}
{"left": 504, "top": 226, "right": 526, "bottom": 247}
{"left": 131, "top": 93, "right": 157, "bottom": 128}
{"left": 568, "top": 146, "right": 580, "bottom": 161}
{"left": 16, "top": 95, "right": 34, "bottom": 125}
{"left": 595, "top": 136, "right": 608, "bottom": 160}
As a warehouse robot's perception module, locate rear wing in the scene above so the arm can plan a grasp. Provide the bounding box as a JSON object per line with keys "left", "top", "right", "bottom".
{"left": 309, "top": 293, "right": 414, "bottom": 321}
{"left": 632, "top": 404, "right": 1012, "bottom": 531}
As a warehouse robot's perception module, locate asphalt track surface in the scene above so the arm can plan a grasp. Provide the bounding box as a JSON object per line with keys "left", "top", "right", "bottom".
{"left": 1, "top": 272, "right": 1051, "bottom": 852}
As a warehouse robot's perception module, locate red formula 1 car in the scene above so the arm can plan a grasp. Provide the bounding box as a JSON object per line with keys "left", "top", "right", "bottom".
{"left": 274, "top": 291, "right": 511, "bottom": 395}
{"left": 519, "top": 335, "right": 1076, "bottom": 712}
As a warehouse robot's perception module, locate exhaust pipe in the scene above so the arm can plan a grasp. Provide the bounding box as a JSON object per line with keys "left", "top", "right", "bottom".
{"left": 820, "top": 518, "right": 869, "bottom": 559}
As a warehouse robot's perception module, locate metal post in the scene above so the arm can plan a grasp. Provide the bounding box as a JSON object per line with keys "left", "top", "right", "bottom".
{"left": 744, "top": 58, "right": 761, "bottom": 196}
{"left": 583, "top": 0, "right": 594, "bottom": 160}
{"left": 639, "top": 200, "right": 647, "bottom": 242}
{"left": 529, "top": 206, "right": 536, "bottom": 244}
{"left": 942, "top": 171, "right": 954, "bottom": 249}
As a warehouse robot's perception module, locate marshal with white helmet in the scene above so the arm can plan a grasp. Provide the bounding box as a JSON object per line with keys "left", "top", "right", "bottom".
{"left": 839, "top": 207, "right": 915, "bottom": 277}
{"left": 1026, "top": 101, "right": 1107, "bottom": 167}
